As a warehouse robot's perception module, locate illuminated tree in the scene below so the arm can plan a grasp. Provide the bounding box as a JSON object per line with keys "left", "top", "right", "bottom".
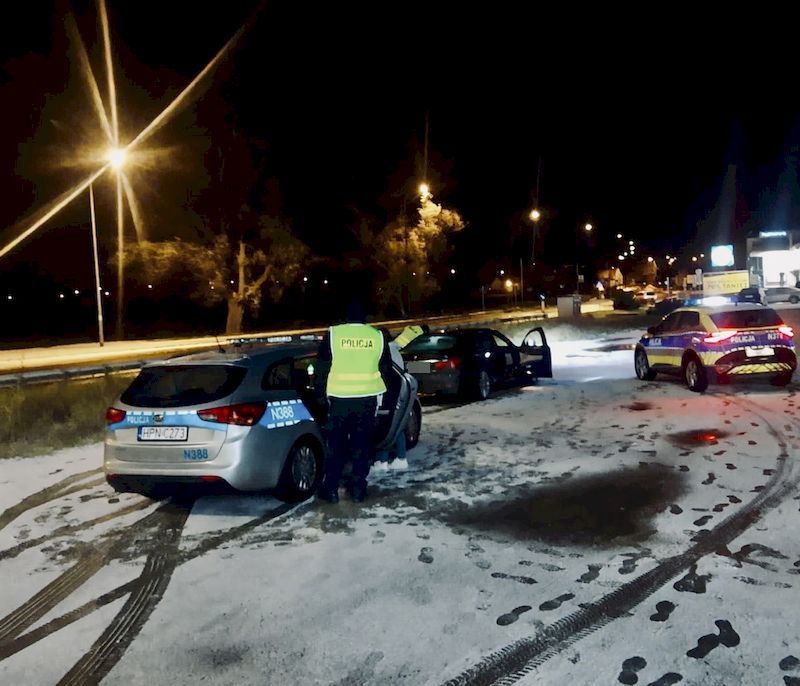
{"left": 124, "top": 217, "right": 307, "bottom": 333}
{"left": 373, "top": 198, "right": 464, "bottom": 315}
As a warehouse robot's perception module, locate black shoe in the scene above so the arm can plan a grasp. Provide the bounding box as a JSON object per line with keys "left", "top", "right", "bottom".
{"left": 316, "top": 488, "right": 339, "bottom": 504}
{"left": 349, "top": 486, "right": 368, "bottom": 503}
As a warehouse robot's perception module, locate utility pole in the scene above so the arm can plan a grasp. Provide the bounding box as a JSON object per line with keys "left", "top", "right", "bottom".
{"left": 520, "top": 257, "right": 524, "bottom": 307}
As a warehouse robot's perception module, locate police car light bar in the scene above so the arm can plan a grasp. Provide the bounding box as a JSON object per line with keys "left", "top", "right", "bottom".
{"left": 227, "top": 334, "right": 324, "bottom": 348}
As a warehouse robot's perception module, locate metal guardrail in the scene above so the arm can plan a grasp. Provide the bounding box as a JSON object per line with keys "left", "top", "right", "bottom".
{"left": 0, "top": 310, "right": 551, "bottom": 388}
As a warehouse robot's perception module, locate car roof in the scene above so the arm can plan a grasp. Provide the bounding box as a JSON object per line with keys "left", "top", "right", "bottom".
{"left": 146, "top": 343, "right": 317, "bottom": 369}
{"left": 674, "top": 303, "right": 771, "bottom": 314}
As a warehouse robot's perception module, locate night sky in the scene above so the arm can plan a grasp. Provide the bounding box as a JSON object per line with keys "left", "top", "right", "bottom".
{"left": 2, "top": 2, "right": 799, "bottom": 303}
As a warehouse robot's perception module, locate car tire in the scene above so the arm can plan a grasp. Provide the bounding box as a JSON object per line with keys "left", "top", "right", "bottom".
{"left": 276, "top": 439, "right": 322, "bottom": 503}
{"left": 683, "top": 355, "right": 708, "bottom": 393}
{"left": 634, "top": 347, "right": 657, "bottom": 381}
{"left": 106, "top": 475, "right": 130, "bottom": 494}
{"left": 472, "top": 369, "right": 492, "bottom": 401}
{"left": 405, "top": 400, "right": 422, "bottom": 449}
{"left": 790, "top": 296, "right": 799, "bottom": 304}
{"left": 772, "top": 372, "right": 793, "bottom": 387}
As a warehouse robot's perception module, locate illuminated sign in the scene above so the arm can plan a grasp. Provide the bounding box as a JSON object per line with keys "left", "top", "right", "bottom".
{"left": 759, "top": 231, "right": 787, "bottom": 238}
{"left": 702, "top": 270, "right": 749, "bottom": 295}
{"left": 710, "top": 244, "right": 735, "bottom": 268}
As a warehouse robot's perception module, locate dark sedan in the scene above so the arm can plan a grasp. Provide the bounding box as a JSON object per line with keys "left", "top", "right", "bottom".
{"left": 400, "top": 327, "right": 552, "bottom": 401}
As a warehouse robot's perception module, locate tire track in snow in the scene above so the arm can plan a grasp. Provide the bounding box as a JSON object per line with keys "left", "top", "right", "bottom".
{"left": 441, "top": 396, "right": 798, "bottom": 686}
{"left": 0, "top": 468, "right": 103, "bottom": 533}
{"left": 55, "top": 499, "right": 190, "bottom": 686}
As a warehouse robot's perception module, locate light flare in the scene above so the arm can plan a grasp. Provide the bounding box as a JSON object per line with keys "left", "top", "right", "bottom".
{"left": 98, "top": 0, "right": 119, "bottom": 145}
{"left": 66, "top": 14, "right": 113, "bottom": 144}
{"left": 120, "top": 172, "right": 145, "bottom": 240}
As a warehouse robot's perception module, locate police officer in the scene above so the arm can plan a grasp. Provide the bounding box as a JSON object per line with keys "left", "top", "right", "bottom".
{"left": 317, "top": 302, "right": 392, "bottom": 503}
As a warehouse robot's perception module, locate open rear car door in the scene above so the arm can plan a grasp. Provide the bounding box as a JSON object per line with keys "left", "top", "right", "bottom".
{"left": 520, "top": 327, "right": 553, "bottom": 378}
{"left": 375, "top": 363, "right": 413, "bottom": 451}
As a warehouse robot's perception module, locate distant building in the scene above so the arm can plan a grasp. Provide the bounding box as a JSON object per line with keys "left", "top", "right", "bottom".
{"left": 747, "top": 230, "right": 800, "bottom": 287}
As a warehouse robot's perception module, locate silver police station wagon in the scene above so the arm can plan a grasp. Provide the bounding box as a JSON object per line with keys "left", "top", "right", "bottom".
{"left": 104, "top": 337, "right": 421, "bottom": 502}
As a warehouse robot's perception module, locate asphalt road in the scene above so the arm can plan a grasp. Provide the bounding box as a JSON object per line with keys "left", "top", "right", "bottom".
{"left": 1, "top": 326, "right": 799, "bottom": 685}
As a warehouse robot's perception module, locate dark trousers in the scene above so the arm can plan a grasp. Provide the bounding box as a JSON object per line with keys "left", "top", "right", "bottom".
{"left": 322, "top": 396, "right": 378, "bottom": 494}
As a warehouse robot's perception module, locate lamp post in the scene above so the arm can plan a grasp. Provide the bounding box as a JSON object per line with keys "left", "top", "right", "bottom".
{"left": 575, "top": 222, "right": 592, "bottom": 293}
{"left": 529, "top": 208, "right": 541, "bottom": 264}
{"left": 107, "top": 146, "right": 127, "bottom": 340}
{"left": 88, "top": 184, "right": 105, "bottom": 346}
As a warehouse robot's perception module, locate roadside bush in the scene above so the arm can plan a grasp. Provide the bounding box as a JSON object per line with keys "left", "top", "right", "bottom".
{"left": 0, "top": 374, "right": 134, "bottom": 460}
{"left": 613, "top": 291, "right": 639, "bottom": 311}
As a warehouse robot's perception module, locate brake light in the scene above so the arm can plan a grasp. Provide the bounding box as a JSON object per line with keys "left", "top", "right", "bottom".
{"left": 704, "top": 329, "right": 738, "bottom": 344}
{"left": 779, "top": 325, "right": 794, "bottom": 338}
{"left": 197, "top": 402, "right": 266, "bottom": 426}
{"left": 434, "top": 356, "right": 462, "bottom": 371}
{"left": 106, "top": 407, "right": 126, "bottom": 424}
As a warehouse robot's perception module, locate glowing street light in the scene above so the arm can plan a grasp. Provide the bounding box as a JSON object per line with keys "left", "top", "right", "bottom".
{"left": 584, "top": 223, "right": 593, "bottom": 232}
{"left": 530, "top": 209, "right": 541, "bottom": 222}
{"left": 647, "top": 256, "right": 654, "bottom": 262}
{"left": 616, "top": 233, "right": 623, "bottom": 239}
{"left": 692, "top": 256, "right": 698, "bottom": 262}
{"left": 618, "top": 255, "right": 625, "bottom": 261}
{"left": 107, "top": 146, "right": 127, "bottom": 170}
{"left": 419, "top": 183, "right": 431, "bottom": 202}
{"left": 450, "top": 268, "right": 456, "bottom": 275}
{"left": 505, "top": 279, "right": 513, "bottom": 290}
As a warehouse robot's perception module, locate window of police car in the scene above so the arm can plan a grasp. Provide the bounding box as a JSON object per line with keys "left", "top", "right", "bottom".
{"left": 121, "top": 365, "right": 247, "bottom": 408}
{"left": 262, "top": 356, "right": 317, "bottom": 391}
{"left": 710, "top": 309, "right": 783, "bottom": 329}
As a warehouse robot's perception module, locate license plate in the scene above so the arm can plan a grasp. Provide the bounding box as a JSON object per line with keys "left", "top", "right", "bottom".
{"left": 137, "top": 426, "right": 188, "bottom": 441}
{"left": 407, "top": 361, "right": 431, "bottom": 374}
{"left": 745, "top": 346, "right": 774, "bottom": 358}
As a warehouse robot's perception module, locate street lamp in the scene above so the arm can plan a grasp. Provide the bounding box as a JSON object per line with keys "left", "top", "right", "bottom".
{"left": 419, "top": 182, "right": 431, "bottom": 203}
{"left": 529, "top": 208, "right": 542, "bottom": 264}
{"left": 107, "top": 146, "right": 127, "bottom": 170}
{"left": 530, "top": 209, "right": 541, "bottom": 221}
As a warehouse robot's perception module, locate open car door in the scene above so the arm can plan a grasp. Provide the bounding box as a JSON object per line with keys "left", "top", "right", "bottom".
{"left": 375, "top": 363, "right": 413, "bottom": 451}
{"left": 520, "top": 327, "right": 553, "bottom": 378}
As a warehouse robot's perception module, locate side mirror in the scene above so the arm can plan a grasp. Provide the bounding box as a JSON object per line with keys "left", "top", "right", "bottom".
{"left": 647, "top": 326, "right": 658, "bottom": 335}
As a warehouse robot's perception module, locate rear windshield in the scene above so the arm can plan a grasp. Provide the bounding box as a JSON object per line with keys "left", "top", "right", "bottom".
{"left": 121, "top": 365, "right": 247, "bottom": 408}
{"left": 710, "top": 309, "right": 784, "bottom": 329}
{"left": 402, "top": 335, "right": 459, "bottom": 354}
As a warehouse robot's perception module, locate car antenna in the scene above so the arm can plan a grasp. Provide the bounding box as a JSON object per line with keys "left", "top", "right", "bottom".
{"left": 215, "top": 335, "right": 226, "bottom": 353}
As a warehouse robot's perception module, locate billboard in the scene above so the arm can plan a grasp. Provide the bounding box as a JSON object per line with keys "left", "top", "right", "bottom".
{"left": 710, "top": 244, "right": 735, "bottom": 268}
{"left": 702, "top": 270, "right": 749, "bottom": 295}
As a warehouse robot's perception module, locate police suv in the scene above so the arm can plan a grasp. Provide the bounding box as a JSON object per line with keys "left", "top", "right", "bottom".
{"left": 634, "top": 303, "right": 796, "bottom": 392}
{"left": 104, "top": 336, "right": 421, "bottom": 501}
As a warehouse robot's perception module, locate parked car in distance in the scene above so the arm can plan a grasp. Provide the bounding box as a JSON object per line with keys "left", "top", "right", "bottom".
{"left": 737, "top": 287, "right": 766, "bottom": 305}
{"left": 401, "top": 327, "right": 552, "bottom": 401}
{"left": 647, "top": 298, "right": 685, "bottom": 317}
{"left": 765, "top": 286, "right": 800, "bottom": 304}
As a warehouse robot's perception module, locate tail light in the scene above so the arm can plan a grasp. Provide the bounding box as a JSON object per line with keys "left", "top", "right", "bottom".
{"left": 434, "top": 356, "right": 462, "bottom": 371}
{"left": 197, "top": 402, "right": 266, "bottom": 426}
{"left": 779, "top": 325, "right": 794, "bottom": 338}
{"left": 704, "top": 329, "right": 738, "bottom": 344}
{"left": 106, "top": 407, "right": 126, "bottom": 424}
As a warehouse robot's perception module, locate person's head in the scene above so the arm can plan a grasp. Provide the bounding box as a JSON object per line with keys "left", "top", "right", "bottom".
{"left": 420, "top": 324, "right": 431, "bottom": 334}
{"left": 345, "top": 300, "right": 367, "bottom": 324}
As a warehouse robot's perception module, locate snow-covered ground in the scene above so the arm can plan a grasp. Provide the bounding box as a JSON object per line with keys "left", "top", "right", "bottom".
{"left": 2, "top": 324, "right": 800, "bottom": 686}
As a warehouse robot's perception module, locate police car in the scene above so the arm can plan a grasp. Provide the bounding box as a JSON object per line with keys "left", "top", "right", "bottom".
{"left": 634, "top": 303, "right": 797, "bottom": 392}
{"left": 104, "top": 337, "right": 421, "bottom": 501}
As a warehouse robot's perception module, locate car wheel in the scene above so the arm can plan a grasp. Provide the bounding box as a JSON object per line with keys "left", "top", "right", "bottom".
{"left": 474, "top": 369, "right": 492, "bottom": 401}
{"left": 106, "top": 474, "right": 130, "bottom": 494}
{"left": 405, "top": 401, "right": 422, "bottom": 449}
{"left": 772, "top": 372, "right": 793, "bottom": 387}
{"left": 634, "top": 347, "right": 657, "bottom": 381}
{"left": 277, "top": 440, "right": 321, "bottom": 502}
{"left": 683, "top": 355, "right": 708, "bottom": 393}
{"left": 790, "top": 296, "right": 799, "bottom": 304}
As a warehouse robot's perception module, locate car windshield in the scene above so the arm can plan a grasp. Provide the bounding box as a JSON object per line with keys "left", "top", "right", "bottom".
{"left": 402, "top": 335, "right": 459, "bottom": 354}
{"left": 120, "top": 365, "right": 247, "bottom": 408}
{"left": 710, "top": 309, "right": 784, "bottom": 329}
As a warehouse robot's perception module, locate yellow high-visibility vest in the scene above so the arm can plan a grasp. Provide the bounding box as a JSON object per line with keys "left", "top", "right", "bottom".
{"left": 395, "top": 325, "right": 424, "bottom": 348}
{"left": 327, "top": 324, "right": 387, "bottom": 397}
